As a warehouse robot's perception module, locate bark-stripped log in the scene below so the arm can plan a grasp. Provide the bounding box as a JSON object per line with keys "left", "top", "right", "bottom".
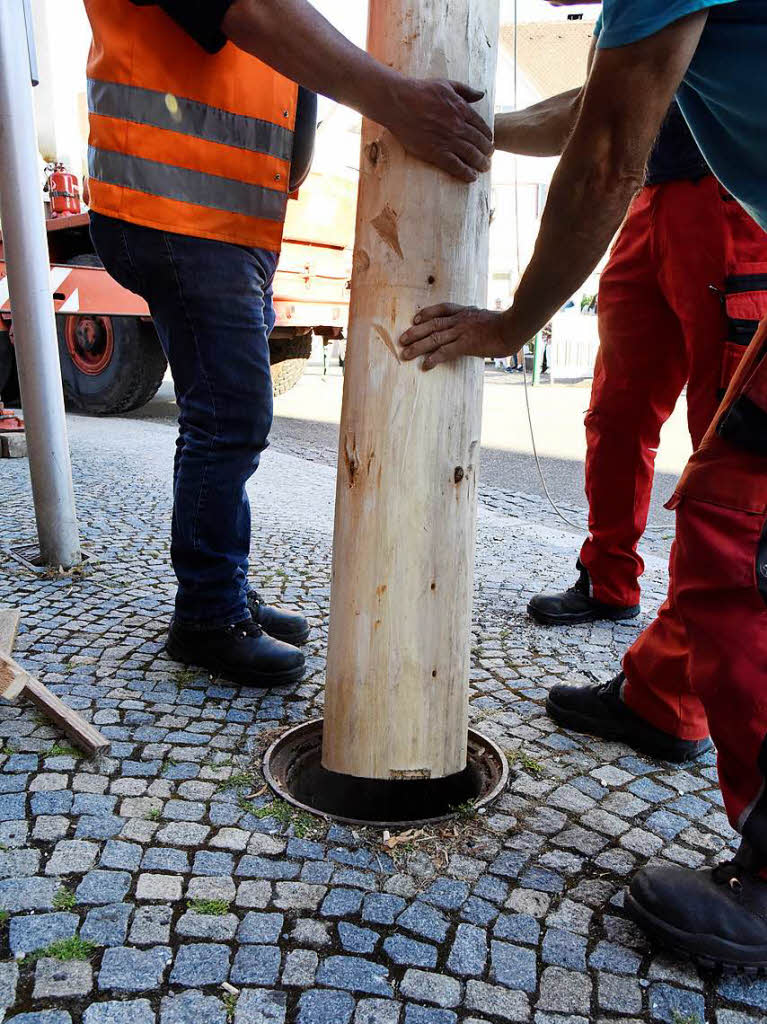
{"left": 323, "top": 0, "right": 500, "bottom": 780}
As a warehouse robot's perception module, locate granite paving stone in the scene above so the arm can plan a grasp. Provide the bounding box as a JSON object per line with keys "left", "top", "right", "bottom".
{"left": 465, "top": 981, "right": 529, "bottom": 1023}
{"left": 649, "top": 983, "right": 707, "bottom": 1023}
{"left": 98, "top": 946, "right": 171, "bottom": 992}
{"left": 8, "top": 912, "right": 79, "bottom": 955}
{"left": 33, "top": 959, "right": 93, "bottom": 999}
{"left": 362, "top": 894, "right": 406, "bottom": 926}
{"left": 281, "top": 948, "right": 319, "bottom": 988}
{"left": 83, "top": 1001, "right": 155, "bottom": 1024}
{"left": 234, "top": 989, "right": 287, "bottom": 1024}
{"left": 445, "top": 923, "right": 487, "bottom": 977}
{"left": 296, "top": 990, "right": 354, "bottom": 1024}
{"left": 129, "top": 904, "right": 173, "bottom": 945}
{"left": 0, "top": 877, "right": 57, "bottom": 911}
{"left": 352, "top": 1000, "right": 402, "bottom": 1024}
{"left": 598, "top": 972, "right": 644, "bottom": 1015}
{"left": 339, "top": 922, "right": 379, "bottom": 954}
{"left": 537, "top": 967, "right": 592, "bottom": 1016}
{"left": 395, "top": 903, "right": 449, "bottom": 943}
{"left": 81, "top": 903, "right": 133, "bottom": 947}
{"left": 237, "top": 911, "right": 284, "bottom": 943}
{"left": 160, "top": 992, "right": 227, "bottom": 1024}
{"left": 169, "top": 943, "right": 231, "bottom": 987}
{"left": 399, "top": 970, "right": 461, "bottom": 1008}
{"left": 541, "top": 927, "right": 588, "bottom": 971}
{"left": 316, "top": 956, "right": 392, "bottom": 997}
{"left": 175, "top": 909, "right": 237, "bottom": 941}
{"left": 490, "top": 940, "right": 538, "bottom": 993}
{"left": 0, "top": 961, "right": 19, "bottom": 1012}
{"left": 382, "top": 934, "right": 437, "bottom": 969}
{"left": 230, "top": 945, "right": 282, "bottom": 987}
{"left": 401, "top": 1009, "right": 456, "bottom": 1024}
{"left": 76, "top": 870, "right": 131, "bottom": 905}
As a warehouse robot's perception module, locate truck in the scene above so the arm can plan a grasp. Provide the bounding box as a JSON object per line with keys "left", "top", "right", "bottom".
{"left": 0, "top": 169, "right": 355, "bottom": 415}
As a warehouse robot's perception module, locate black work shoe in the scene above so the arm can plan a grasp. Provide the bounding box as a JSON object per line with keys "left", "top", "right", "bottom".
{"left": 626, "top": 841, "right": 767, "bottom": 971}
{"left": 528, "top": 562, "right": 640, "bottom": 625}
{"left": 166, "top": 618, "right": 305, "bottom": 687}
{"left": 246, "top": 590, "right": 310, "bottom": 646}
{"left": 546, "top": 672, "right": 712, "bottom": 763}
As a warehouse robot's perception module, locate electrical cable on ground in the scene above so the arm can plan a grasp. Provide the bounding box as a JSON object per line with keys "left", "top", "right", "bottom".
{"left": 512, "top": 0, "right": 584, "bottom": 533}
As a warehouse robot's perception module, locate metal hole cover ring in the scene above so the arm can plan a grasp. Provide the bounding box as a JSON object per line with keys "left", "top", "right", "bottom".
{"left": 263, "top": 719, "right": 509, "bottom": 830}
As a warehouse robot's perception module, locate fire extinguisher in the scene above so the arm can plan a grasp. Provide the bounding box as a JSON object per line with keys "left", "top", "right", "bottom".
{"left": 45, "top": 162, "right": 81, "bottom": 218}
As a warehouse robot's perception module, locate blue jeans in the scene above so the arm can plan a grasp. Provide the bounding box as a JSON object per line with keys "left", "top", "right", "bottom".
{"left": 90, "top": 213, "right": 277, "bottom": 628}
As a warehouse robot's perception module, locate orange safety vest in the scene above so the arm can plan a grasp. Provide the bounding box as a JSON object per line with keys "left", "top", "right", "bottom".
{"left": 83, "top": 1, "right": 298, "bottom": 252}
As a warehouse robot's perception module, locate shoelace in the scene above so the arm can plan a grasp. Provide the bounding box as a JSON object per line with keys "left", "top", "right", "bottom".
{"left": 228, "top": 619, "right": 264, "bottom": 641}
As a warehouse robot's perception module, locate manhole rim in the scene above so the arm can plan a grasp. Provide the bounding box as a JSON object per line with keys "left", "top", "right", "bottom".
{"left": 263, "top": 717, "right": 509, "bottom": 830}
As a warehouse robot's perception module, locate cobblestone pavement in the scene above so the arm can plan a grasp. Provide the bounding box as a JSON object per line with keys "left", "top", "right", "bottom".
{"left": 0, "top": 413, "right": 761, "bottom": 1024}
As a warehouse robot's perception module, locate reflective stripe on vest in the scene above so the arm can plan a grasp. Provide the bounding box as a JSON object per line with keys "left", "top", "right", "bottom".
{"left": 88, "top": 146, "right": 288, "bottom": 223}
{"left": 88, "top": 79, "right": 294, "bottom": 163}
{"left": 83, "top": 0, "right": 298, "bottom": 250}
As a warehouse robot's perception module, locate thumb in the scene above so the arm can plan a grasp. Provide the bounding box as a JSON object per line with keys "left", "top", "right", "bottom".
{"left": 449, "top": 81, "right": 485, "bottom": 103}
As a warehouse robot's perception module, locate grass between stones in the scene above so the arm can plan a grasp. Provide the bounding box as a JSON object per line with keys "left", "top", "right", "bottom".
{"left": 26, "top": 936, "right": 97, "bottom": 962}
{"left": 506, "top": 748, "right": 545, "bottom": 777}
{"left": 52, "top": 887, "right": 77, "bottom": 910}
{"left": 222, "top": 992, "right": 238, "bottom": 1023}
{"left": 187, "top": 898, "right": 231, "bottom": 916}
{"left": 46, "top": 743, "right": 80, "bottom": 758}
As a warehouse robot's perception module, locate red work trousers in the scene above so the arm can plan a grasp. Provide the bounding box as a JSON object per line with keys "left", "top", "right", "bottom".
{"left": 580, "top": 176, "right": 767, "bottom": 607}
{"left": 623, "top": 303, "right": 767, "bottom": 860}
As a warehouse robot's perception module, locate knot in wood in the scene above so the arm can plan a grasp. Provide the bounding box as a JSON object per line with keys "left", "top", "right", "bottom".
{"left": 454, "top": 466, "right": 465, "bottom": 484}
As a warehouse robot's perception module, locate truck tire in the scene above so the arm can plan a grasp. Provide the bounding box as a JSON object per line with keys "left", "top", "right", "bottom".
{"left": 0, "top": 331, "right": 16, "bottom": 401}
{"left": 269, "top": 332, "right": 312, "bottom": 397}
{"left": 57, "top": 313, "right": 167, "bottom": 415}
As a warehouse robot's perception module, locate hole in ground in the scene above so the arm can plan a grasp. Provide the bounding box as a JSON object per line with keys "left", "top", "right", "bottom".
{"left": 263, "top": 719, "right": 508, "bottom": 829}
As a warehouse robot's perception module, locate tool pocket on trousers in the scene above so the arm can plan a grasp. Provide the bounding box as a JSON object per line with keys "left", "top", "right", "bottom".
{"left": 719, "top": 268, "right": 767, "bottom": 397}
{"left": 717, "top": 339, "right": 767, "bottom": 454}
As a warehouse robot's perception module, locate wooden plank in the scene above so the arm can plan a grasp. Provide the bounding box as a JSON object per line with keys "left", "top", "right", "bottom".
{"left": 23, "top": 676, "right": 110, "bottom": 757}
{"left": 0, "top": 607, "right": 20, "bottom": 656}
{"left": 322, "top": 0, "right": 500, "bottom": 780}
{"left": 1, "top": 648, "right": 110, "bottom": 757}
{"left": 0, "top": 649, "right": 30, "bottom": 700}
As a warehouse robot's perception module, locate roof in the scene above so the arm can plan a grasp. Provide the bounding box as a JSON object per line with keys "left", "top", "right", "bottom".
{"left": 499, "top": 20, "right": 597, "bottom": 98}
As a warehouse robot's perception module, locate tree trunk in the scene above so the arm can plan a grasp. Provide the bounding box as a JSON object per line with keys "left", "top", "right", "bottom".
{"left": 322, "top": 0, "right": 500, "bottom": 780}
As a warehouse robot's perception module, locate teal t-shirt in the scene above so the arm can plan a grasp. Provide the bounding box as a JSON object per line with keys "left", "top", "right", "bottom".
{"left": 596, "top": 1, "right": 767, "bottom": 230}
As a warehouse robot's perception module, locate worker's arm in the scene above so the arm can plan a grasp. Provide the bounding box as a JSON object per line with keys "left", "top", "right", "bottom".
{"left": 494, "top": 38, "right": 596, "bottom": 157}
{"left": 400, "top": 12, "right": 709, "bottom": 369}
{"left": 221, "top": 0, "right": 492, "bottom": 183}
{"left": 494, "top": 89, "right": 582, "bottom": 158}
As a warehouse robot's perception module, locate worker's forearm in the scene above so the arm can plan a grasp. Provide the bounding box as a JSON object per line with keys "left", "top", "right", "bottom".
{"left": 494, "top": 88, "right": 582, "bottom": 157}
{"left": 223, "top": 0, "right": 401, "bottom": 126}
{"left": 502, "top": 150, "right": 642, "bottom": 348}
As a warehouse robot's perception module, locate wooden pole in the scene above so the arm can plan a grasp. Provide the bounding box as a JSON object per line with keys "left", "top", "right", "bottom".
{"left": 322, "top": 0, "right": 500, "bottom": 781}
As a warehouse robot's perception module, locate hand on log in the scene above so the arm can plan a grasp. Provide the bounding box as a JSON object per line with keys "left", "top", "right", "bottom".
{"left": 384, "top": 79, "right": 493, "bottom": 182}
{"left": 400, "top": 303, "right": 514, "bottom": 370}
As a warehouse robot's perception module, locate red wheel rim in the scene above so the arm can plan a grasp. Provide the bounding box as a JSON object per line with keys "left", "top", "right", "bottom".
{"left": 65, "top": 315, "right": 114, "bottom": 375}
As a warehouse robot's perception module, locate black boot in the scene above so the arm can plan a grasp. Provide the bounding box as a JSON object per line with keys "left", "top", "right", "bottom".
{"left": 247, "top": 590, "right": 310, "bottom": 646}
{"left": 546, "top": 672, "right": 712, "bottom": 763}
{"left": 626, "top": 841, "right": 767, "bottom": 971}
{"left": 528, "top": 562, "right": 640, "bottom": 625}
{"left": 166, "top": 618, "right": 305, "bottom": 687}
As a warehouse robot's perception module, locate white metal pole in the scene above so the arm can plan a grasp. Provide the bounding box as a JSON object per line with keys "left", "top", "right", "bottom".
{"left": 0, "top": 0, "right": 81, "bottom": 568}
